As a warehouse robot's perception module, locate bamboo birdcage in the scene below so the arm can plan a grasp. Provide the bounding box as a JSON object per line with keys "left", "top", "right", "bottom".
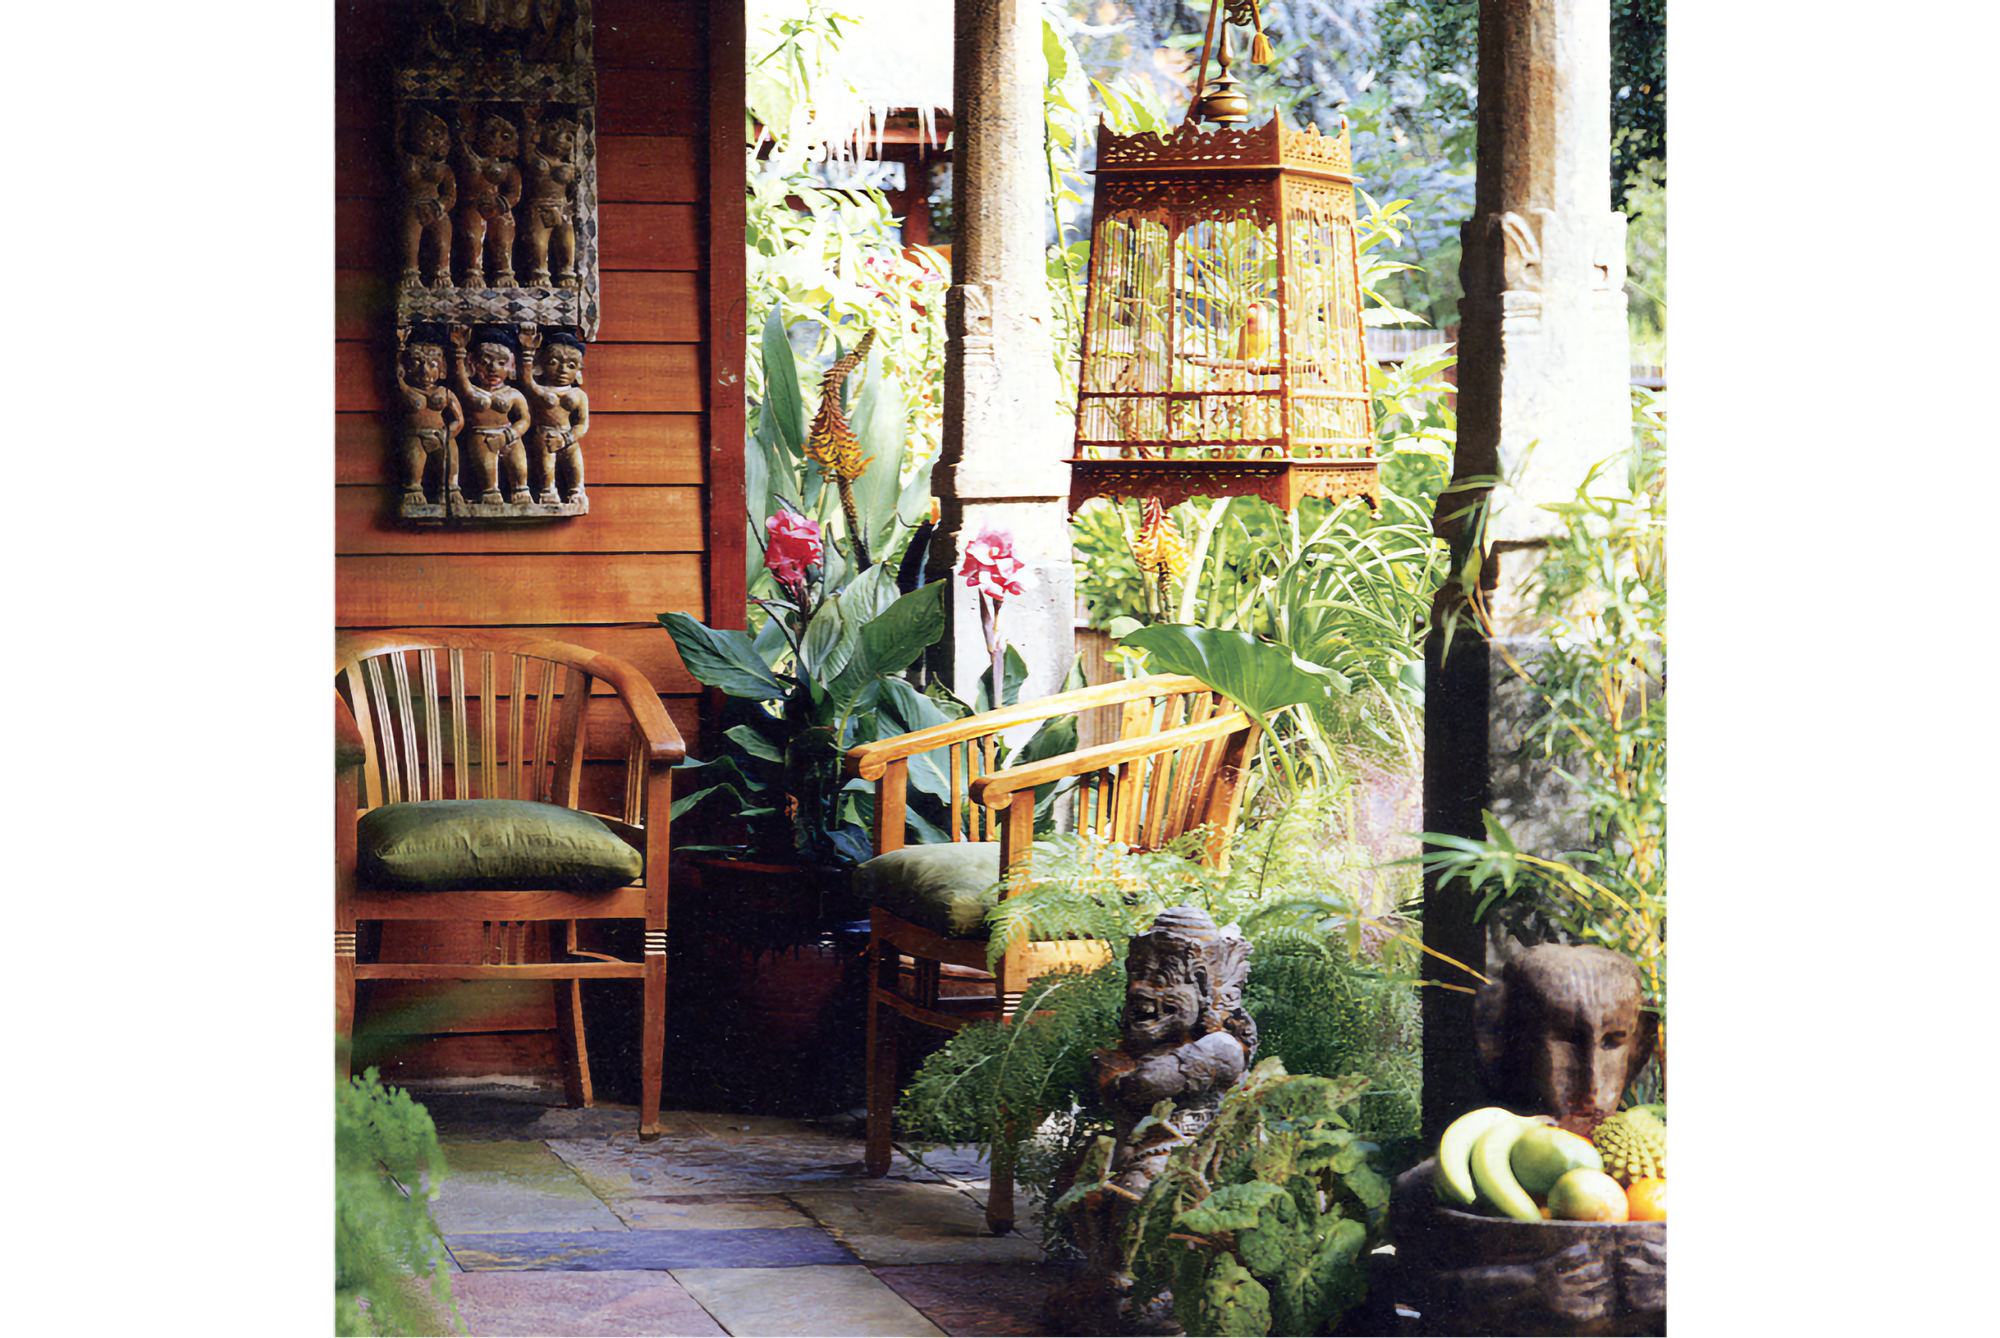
{"left": 1067, "top": 104, "right": 1379, "bottom": 513}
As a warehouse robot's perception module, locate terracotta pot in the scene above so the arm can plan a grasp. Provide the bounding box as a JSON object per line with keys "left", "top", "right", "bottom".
{"left": 1389, "top": 1159, "right": 1666, "bottom": 1336}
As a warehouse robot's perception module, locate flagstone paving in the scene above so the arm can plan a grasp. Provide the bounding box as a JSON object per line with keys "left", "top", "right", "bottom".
{"left": 413, "top": 1083, "right": 1081, "bottom": 1337}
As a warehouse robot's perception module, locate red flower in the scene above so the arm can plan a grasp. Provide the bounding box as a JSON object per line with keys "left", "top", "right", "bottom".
{"left": 960, "top": 527, "right": 1027, "bottom": 601}
{"left": 764, "top": 511, "right": 823, "bottom": 592}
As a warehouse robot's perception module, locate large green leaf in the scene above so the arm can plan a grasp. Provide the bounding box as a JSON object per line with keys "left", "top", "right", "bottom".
{"left": 1120, "top": 623, "right": 1350, "bottom": 717}
{"left": 760, "top": 307, "right": 805, "bottom": 453}
{"left": 825, "top": 578, "right": 948, "bottom": 707}
{"left": 846, "top": 351, "right": 911, "bottom": 559}
{"left": 658, "top": 612, "right": 788, "bottom": 700}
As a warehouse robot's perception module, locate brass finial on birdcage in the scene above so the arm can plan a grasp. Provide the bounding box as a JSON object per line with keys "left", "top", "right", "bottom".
{"left": 1188, "top": 1, "right": 1274, "bottom": 125}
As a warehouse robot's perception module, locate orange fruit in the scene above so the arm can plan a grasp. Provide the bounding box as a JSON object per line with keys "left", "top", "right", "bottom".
{"left": 1546, "top": 1168, "right": 1630, "bottom": 1222}
{"left": 1626, "top": 1177, "right": 1667, "bottom": 1222}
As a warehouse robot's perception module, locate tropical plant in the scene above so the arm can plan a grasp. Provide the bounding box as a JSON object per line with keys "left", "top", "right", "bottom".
{"left": 1419, "top": 391, "right": 1667, "bottom": 1096}
{"left": 336, "top": 1069, "right": 456, "bottom": 1337}
{"left": 1060, "top": 1057, "right": 1393, "bottom": 1337}
{"left": 745, "top": 2, "right": 948, "bottom": 472}
{"left": 897, "top": 818, "right": 1431, "bottom": 1244}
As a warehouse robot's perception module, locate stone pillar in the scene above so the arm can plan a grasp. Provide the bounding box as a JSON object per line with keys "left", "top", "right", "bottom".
{"left": 926, "top": 0, "right": 1076, "bottom": 701}
{"left": 1421, "top": 0, "right": 1633, "bottom": 1144}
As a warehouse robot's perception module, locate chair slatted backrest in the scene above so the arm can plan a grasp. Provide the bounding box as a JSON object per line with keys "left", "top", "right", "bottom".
{"left": 948, "top": 686, "right": 1228, "bottom": 847}
{"left": 339, "top": 637, "right": 598, "bottom": 813}
{"left": 1059, "top": 688, "right": 1236, "bottom": 855}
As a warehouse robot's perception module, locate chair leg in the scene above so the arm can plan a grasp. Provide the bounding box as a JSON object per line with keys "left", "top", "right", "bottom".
{"left": 640, "top": 932, "right": 666, "bottom": 1139}
{"left": 864, "top": 935, "right": 898, "bottom": 1177}
{"left": 336, "top": 936, "right": 356, "bottom": 1083}
{"left": 552, "top": 977, "right": 594, "bottom": 1108}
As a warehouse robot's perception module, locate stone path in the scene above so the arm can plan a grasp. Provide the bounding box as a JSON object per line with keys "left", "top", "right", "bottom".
{"left": 409, "top": 1082, "right": 1078, "bottom": 1337}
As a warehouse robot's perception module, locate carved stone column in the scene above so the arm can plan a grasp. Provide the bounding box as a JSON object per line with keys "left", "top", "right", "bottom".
{"left": 927, "top": 0, "right": 1076, "bottom": 700}
{"left": 1421, "top": 0, "right": 1634, "bottom": 1144}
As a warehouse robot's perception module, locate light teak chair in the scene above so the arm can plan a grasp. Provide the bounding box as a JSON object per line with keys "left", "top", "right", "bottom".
{"left": 336, "top": 630, "right": 684, "bottom": 1136}
{"left": 843, "top": 673, "right": 1260, "bottom": 1231}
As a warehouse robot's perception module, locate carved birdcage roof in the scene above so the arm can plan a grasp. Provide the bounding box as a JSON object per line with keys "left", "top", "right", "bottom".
{"left": 1095, "top": 116, "right": 1355, "bottom": 184}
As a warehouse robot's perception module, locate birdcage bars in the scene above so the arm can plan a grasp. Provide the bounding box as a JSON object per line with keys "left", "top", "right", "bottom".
{"left": 1067, "top": 115, "right": 1380, "bottom": 514}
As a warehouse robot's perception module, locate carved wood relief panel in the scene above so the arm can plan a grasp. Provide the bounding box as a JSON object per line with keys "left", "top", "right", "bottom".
{"left": 390, "top": 0, "right": 600, "bottom": 522}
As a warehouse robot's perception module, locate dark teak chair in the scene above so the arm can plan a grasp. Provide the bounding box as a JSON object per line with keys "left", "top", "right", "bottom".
{"left": 336, "top": 630, "right": 683, "bottom": 1136}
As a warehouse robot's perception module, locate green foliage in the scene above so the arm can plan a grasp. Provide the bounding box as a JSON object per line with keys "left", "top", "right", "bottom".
{"left": 661, "top": 573, "right": 948, "bottom": 868}
{"left": 1074, "top": 1058, "right": 1390, "bottom": 1337}
{"left": 743, "top": 4, "right": 946, "bottom": 594}
{"left": 335, "top": 1070, "right": 456, "bottom": 1337}
{"left": 1622, "top": 158, "right": 1667, "bottom": 367}
{"left": 898, "top": 818, "right": 1426, "bottom": 1241}
{"left": 1610, "top": 0, "right": 1667, "bottom": 209}
{"left": 898, "top": 961, "right": 1127, "bottom": 1157}
{"left": 1420, "top": 397, "right": 1668, "bottom": 1077}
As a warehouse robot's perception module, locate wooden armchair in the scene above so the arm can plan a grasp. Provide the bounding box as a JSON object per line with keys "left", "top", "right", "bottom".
{"left": 336, "top": 630, "right": 683, "bottom": 1137}
{"left": 843, "top": 673, "right": 1260, "bottom": 1231}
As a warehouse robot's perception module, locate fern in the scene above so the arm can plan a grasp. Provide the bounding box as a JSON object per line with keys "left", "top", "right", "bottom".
{"left": 336, "top": 1069, "right": 457, "bottom": 1337}
{"left": 981, "top": 829, "right": 1238, "bottom": 969}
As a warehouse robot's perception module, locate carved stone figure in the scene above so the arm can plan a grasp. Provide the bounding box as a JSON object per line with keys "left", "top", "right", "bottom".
{"left": 517, "top": 324, "right": 588, "bottom": 504}
{"left": 449, "top": 325, "right": 533, "bottom": 504}
{"left": 520, "top": 104, "right": 580, "bottom": 288}
{"left": 1472, "top": 938, "right": 1658, "bottom": 1138}
{"left": 1388, "top": 940, "right": 1665, "bottom": 1335}
{"left": 1052, "top": 907, "right": 1257, "bottom": 1333}
{"left": 398, "top": 107, "right": 458, "bottom": 289}
{"left": 456, "top": 107, "right": 523, "bottom": 289}
{"left": 394, "top": 324, "right": 464, "bottom": 507}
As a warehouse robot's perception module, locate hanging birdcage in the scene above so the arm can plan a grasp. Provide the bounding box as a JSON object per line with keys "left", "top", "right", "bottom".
{"left": 1067, "top": 2, "right": 1378, "bottom": 514}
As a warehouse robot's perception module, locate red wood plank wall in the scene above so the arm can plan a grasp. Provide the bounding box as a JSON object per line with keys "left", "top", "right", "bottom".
{"left": 334, "top": 0, "right": 744, "bottom": 1079}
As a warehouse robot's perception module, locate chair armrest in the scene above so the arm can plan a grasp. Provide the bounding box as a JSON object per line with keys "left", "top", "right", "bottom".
{"left": 970, "top": 708, "right": 1257, "bottom": 809}
{"left": 336, "top": 693, "right": 366, "bottom": 774}
{"left": 522, "top": 639, "right": 687, "bottom": 766}
{"left": 844, "top": 673, "right": 1217, "bottom": 781}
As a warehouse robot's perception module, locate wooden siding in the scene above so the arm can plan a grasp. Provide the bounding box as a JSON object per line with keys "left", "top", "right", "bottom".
{"left": 336, "top": 0, "right": 741, "bottom": 1066}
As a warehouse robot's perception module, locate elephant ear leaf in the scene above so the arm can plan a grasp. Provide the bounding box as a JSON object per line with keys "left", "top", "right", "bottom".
{"left": 659, "top": 611, "right": 788, "bottom": 700}
{"left": 1119, "top": 623, "right": 1349, "bottom": 721}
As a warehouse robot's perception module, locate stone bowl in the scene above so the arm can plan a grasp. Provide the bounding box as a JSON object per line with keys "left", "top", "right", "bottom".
{"left": 1388, "top": 1160, "right": 1665, "bottom": 1337}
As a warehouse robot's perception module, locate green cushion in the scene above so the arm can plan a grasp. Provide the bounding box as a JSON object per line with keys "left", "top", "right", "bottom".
{"left": 357, "top": 800, "right": 643, "bottom": 893}
{"left": 852, "top": 842, "right": 1003, "bottom": 938}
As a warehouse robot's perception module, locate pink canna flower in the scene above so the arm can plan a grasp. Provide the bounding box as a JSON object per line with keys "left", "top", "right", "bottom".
{"left": 764, "top": 511, "right": 823, "bottom": 592}
{"left": 960, "top": 527, "right": 1027, "bottom": 601}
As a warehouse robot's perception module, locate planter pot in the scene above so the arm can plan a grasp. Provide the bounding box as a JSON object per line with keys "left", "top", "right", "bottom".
{"left": 1389, "top": 1160, "right": 1665, "bottom": 1337}
{"left": 670, "top": 856, "right": 870, "bottom": 1116}
{"left": 687, "top": 855, "right": 866, "bottom": 954}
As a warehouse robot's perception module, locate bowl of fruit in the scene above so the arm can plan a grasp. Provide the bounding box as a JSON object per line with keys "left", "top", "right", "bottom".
{"left": 1388, "top": 1105, "right": 1667, "bottom": 1336}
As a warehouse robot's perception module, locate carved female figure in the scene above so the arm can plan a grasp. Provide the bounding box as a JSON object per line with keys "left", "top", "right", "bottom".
{"left": 394, "top": 325, "right": 464, "bottom": 506}
{"left": 448, "top": 325, "right": 533, "bottom": 504}
{"left": 516, "top": 325, "right": 588, "bottom": 505}
{"left": 520, "top": 104, "right": 580, "bottom": 288}
{"left": 456, "top": 108, "right": 523, "bottom": 290}
{"left": 398, "top": 107, "right": 457, "bottom": 289}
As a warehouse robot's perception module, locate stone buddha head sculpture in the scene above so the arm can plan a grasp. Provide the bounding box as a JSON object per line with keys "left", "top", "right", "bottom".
{"left": 1472, "top": 939, "right": 1657, "bottom": 1136}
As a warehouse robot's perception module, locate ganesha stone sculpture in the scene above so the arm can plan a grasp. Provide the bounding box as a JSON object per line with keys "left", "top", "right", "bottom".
{"left": 1051, "top": 907, "right": 1258, "bottom": 1333}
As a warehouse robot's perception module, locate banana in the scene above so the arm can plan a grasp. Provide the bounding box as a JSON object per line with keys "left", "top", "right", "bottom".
{"left": 1431, "top": 1107, "right": 1521, "bottom": 1208}
{"left": 1469, "top": 1119, "right": 1543, "bottom": 1222}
